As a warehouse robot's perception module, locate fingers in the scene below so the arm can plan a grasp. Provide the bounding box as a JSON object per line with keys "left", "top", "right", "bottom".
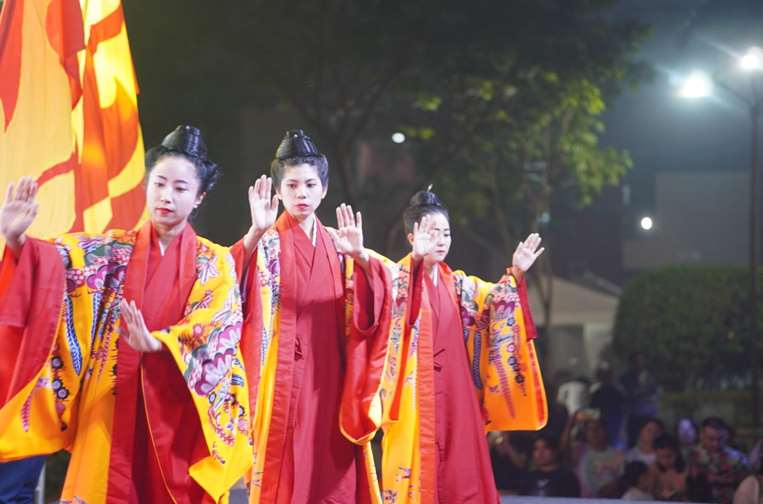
{"left": 270, "top": 194, "right": 279, "bottom": 212}
{"left": 413, "top": 220, "right": 419, "bottom": 237}
{"left": 3, "top": 183, "right": 13, "bottom": 206}
{"left": 355, "top": 211, "right": 362, "bottom": 233}
{"left": 336, "top": 206, "right": 345, "bottom": 229}
{"left": 534, "top": 247, "right": 545, "bottom": 259}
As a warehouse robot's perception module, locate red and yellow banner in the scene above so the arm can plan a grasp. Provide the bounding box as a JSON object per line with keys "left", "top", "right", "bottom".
{"left": 0, "top": 0, "right": 145, "bottom": 244}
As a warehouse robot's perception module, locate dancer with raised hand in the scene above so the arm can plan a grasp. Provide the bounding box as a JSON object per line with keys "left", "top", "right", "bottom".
{"left": 231, "top": 129, "right": 394, "bottom": 503}
{"left": 377, "top": 188, "right": 548, "bottom": 504}
{"left": 0, "top": 126, "right": 251, "bottom": 503}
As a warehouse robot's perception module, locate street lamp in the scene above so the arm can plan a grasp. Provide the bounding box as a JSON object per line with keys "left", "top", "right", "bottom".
{"left": 680, "top": 46, "right": 762, "bottom": 426}
{"left": 640, "top": 216, "right": 654, "bottom": 232}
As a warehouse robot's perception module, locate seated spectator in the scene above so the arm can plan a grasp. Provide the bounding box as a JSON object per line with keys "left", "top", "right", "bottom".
{"left": 621, "top": 460, "right": 655, "bottom": 500}
{"left": 489, "top": 431, "right": 532, "bottom": 494}
{"left": 519, "top": 434, "right": 581, "bottom": 497}
{"left": 627, "top": 418, "right": 665, "bottom": 465}
{"left": 652, "top": 433, "right": 688, "bottom": 501}
{"left": 563, "top": 412, "right": 625, "bottom": 498}
{"left": 686, "top": 417, "right": 751, "bottom": 504}
{"left": 733, "top": 452, "right": 763, "bottom": 504}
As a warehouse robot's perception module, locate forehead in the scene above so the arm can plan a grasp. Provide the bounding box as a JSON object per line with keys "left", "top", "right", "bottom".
{"left": 282, "top": 163, "right": 320, "bottom": 182}
{"left": 150, "top": 155, "right": 198, "bottom": 183}
{"left": 428, "top": 211, "right": 450, "bottom": 229}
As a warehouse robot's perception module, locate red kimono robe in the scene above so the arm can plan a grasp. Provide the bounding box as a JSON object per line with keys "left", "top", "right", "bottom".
{"left": 0, "top": 223, "right": 251, "bottom": 502}
{"left": 231, "top": 212, "right": 393, "bottom": 504}
{"left": 378, "top": 258, "right": 547, "bottom": 504}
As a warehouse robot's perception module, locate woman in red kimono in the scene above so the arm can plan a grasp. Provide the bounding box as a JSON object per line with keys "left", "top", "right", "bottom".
{"left": 0, "top": 126, "right": 252, "bottom": 503}
{"left": 230, "top": 129, "right": 395, "bottom": 503}
{"left": 378, "top": 189, "right": 548, "bottom": 503}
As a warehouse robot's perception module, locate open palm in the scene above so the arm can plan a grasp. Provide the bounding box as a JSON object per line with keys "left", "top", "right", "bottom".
{"left": 1, "top": 177, "right": 39, "bottom": 245}
{"left": 248, "top": 175, "right": 279, "bottom": 233}
{"left": 412, "top": 214, "right": 438, "bottom": 259}
{"left": 512, "top": 233, "right": 544, "bottom": 273}
{"left": 331, "top": 204, "right": 364, "bottom": 256}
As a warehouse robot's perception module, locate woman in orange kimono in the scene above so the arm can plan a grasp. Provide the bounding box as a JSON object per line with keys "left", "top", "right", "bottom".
{"left": 229, "top": 130, "right": 395, "bottom": 503}
{"left": 377, "top": 189, "right": 548, "bottom": 503}
{"left": 0, "top": 126, "right": 251, "bottom": 503}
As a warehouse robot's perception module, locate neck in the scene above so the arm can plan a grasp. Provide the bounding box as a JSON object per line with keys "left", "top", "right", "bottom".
{"left": 295, "top": 213, "right": 315, "bottom": 235}
{"left": 153, "top": 220, "right": 186, "bottom": 252}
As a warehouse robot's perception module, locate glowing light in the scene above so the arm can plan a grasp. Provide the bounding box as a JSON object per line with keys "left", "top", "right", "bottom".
{"left": 391, "top": 132, "right": 406, "bottom": 144}
{"left": 640, "top": 216, "right": 654, "bottom": 231}
{"left": 679, "top": 71, "right": 713, "bottom": 99}
{"left": 739, "top": 46, "right": 763, "bottom": 72}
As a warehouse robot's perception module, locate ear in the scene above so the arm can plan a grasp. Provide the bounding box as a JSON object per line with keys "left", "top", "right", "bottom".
{"left": 195, "top": 192, "right": 207, "bottom": 207}
{"left": 321, "top": 182, "right": 328, "bottom": 199}
{"left": 406, "top": 232, "right": 414, "bottom": 247}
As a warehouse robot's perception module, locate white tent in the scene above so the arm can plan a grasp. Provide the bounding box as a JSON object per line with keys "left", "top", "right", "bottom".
{"left": 527, "top": 276, "right": 619, "bottom": 378}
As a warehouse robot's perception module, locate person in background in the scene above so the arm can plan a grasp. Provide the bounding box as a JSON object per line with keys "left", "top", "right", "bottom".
{"left": 686, "top": 417, "right": 751, "bottom": 504}
{"left": 590, "top": 362, "right": 626, "bottom": 449}
{"left": 652, "top": 433, "right": 688, "bottom": 501}
{"left": 620, "top": 351, "right": 659, "bottom": 448}
{"left": 519, "top": 434, "right": 581, "bottom": 498}
{"left": 621, "top": 461, "right": 655, "bottom": 501}
{"left": 627, "top": 418, "right": 665, "bottom": 465}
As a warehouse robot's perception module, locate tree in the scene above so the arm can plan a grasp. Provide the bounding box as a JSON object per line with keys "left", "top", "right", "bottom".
{"left": 613, "top": 266, "right": 756, "bottom": 391}
{"left": 389, "top": 0, "right": 650, "bottom": 330}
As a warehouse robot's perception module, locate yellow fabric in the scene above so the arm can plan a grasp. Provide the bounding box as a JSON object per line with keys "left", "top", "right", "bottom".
{"left": 246, "top": 232, "right": 399, "bottom": 504}
{"left": 377, "top": 257, "right": 548, "bottom": 504}
{"left": 0, "top": 231, "right": 251, "bottom": 503}
{"left": 0, "top": 0, "right": 146, "bottom": 250}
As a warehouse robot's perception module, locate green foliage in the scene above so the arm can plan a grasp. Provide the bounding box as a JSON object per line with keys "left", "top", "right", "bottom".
{"left": 613, "top": 266, "right": 759, "bottom": 391}
{"left": 393, "top": 0, "right": 649, "bottom": 250}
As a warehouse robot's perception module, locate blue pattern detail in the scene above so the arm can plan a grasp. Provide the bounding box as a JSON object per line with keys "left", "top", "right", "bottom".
{"left": 64, "top": 297, "right": 82, "bottom": 375}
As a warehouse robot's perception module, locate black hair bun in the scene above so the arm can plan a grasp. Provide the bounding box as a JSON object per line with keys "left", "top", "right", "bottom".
{"left": 275, "top": 129, "right": 321, "bottom": 159}
{"left": 409, "top": 187, "right": 444, "bottom": 208}
{"left": 161, "top": 125, "right": 208, "bottom": 160}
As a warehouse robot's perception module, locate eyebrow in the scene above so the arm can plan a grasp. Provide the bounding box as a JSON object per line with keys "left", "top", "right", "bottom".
{"left": 284, "top": 177, "right": 319, "bottom": 183}
{"left": 154, "top": 175, "right": 189, "bottom": 184}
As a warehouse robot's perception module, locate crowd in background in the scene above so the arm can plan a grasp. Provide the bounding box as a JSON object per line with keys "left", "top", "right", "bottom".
{"left": 489, "top": 352, "right": 763, "bottom": 503}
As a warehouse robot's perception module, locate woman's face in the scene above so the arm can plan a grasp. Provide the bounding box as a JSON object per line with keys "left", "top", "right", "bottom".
{"left": 277, "top": 163, "right": 326, "bottom": 220}
{"left": 640, "top": 421, "right": 664, "bottom": 446}
{"left": 146, "top": 156, "right": 203, "bottom": 229}
{"left": 408, "top": 211, "right": 451, "bottom": 265}
{"left": 656, "top": 447, "right": 677, "bottom": 469}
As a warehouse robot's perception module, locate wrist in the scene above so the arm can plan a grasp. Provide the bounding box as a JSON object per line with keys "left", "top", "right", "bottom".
{"left": 4, "top": 232, "right": 26, "bottom": 255}
{"left": 510, "top": 265, "right": 524, "bottom": 279}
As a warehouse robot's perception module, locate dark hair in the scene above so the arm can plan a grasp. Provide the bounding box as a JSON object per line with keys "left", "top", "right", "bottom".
{"left": 654, "top": 433, "right": 686, "bottom": 472}
{"left": 270, "top": 129, "right": 328, "bottom": 188}
{"left": 621, "top": 461, "right": 649, "bottom": 490}
{"left": 639, "top": 417, "right": 665, "bottom": 435}
{"left": 402, "top": 188, "right": 449, "bottom": 234}
{"left": 701, "top": 416, "right": 727, "bottom": 432}
{"left": 145, "top": 125, "right": 221, "bottom": 195}
{"left": 534, "top": 433, "right": 560, "bottom": 453}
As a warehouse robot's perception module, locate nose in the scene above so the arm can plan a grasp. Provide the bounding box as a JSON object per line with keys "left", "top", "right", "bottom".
{"left": 159, "top": 186, "right": 172, "bottom": 202}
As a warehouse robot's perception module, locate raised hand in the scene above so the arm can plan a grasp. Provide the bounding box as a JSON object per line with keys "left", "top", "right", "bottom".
{"left": 248, "top": 175, "right": 279, "bottom": 234}
{"left": 512, "top": 233, "right": 544, "bottom": 275}
{"left": 411, "top": 214, "right": 438, "bottom": 261}
{"left": 1, "top": 177, "right": 39, "bottom": 252}
{"left": 329, "top": 204, "right": 367, "bottom": 262}
{"left": 119, "top": 299, "right": 162, "bottom": 352}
